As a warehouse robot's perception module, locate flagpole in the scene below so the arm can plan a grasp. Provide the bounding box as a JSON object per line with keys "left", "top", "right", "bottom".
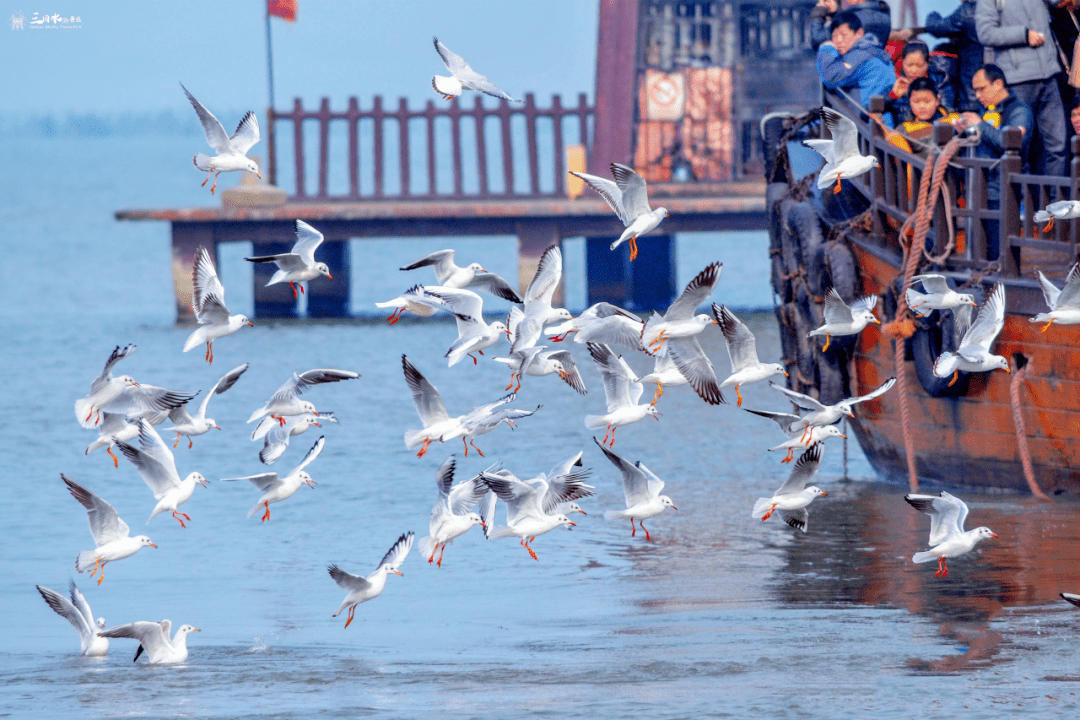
{"left": 266, "top": 5, "right": 276, "bottom": 185}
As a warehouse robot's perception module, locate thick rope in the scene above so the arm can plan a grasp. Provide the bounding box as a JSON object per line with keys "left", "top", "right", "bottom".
{"left": 1009, "top": 360, "right": 1051, "bottom": 500}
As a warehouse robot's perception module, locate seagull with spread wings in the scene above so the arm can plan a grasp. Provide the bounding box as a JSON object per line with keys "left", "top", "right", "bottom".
{"left": 594, "top": 438, "right": 676, "bottom": 541}
{"left": 431, "top": 37, "right": 520, "bottom": 103}
{"left": 752, "top": 442, "right": 827, "bottom": 531}
{"left": 905, "top": 274, "right": 978, "bottom": 317}
{"left": 328, "top": 532, "right": 414, "bottom": 628}
{"left": 418, "top": 457, "right": 490, "bottom": 567}
{"left": 905, "top": 491, "right": 997, "bottom": 578}
{"left": 100, "top": 620, "right": 200, "bottom": 664}
{"left": 245, "top": 219, "right": 333, "bottom": 299}
{"left": 74, "top": 344, "right": 197, "bottom": 429}
{"left": 183, "top": 248, "right": 252, "bottom": 364}
{"left": 400, "top": 248, "right": 522, "bottom": 303}
{"left": 221, "top": 436, "right": 324, "bottom": 522}
{"left": 744, "top": 409, "right": 847, "bottom": 463}
{"left": 769, "top": 376, "right": 896, "bottom": 442}
{"left": 115, "top": 420, "right": 209, "bottom": 528}
{"left": 713, "top": 303, "right": 788, "bottom": 407}
{"left": 162, "top": 363, "right": 248, "bottom": 448}
{"left": 807, "top": 288, "right": 880, "bottom": 353}
{"left": 478, "top": 471, "right": 581, "bottom": 561}
{"left": 62, "top": 474, "right": 157, "bottom": 585}
{"left": 247, "top": 368, "right": 359, "bottom": 425}
{"left": 1031, "top": 263, "right": 1080, "bottom": 332}
{"left": 570, "top": 163, "right": 668, "bottom": 261}
{"left": 252, "top": 412, "right": 335, "bottom": 465}
{"left": 585, "top": 342, "right": 659, "bottom": 446}
{"left": 181, "top": 82, "right": 259, "bottom": 194}
{"left": 802, "top": 106, "right": 879, "bottom": 194}
{"left": 933, "top": 283, "right": 1009, "bottom": 386}
{"left": 36, "top": 581, "right": 109, "bottom": 656}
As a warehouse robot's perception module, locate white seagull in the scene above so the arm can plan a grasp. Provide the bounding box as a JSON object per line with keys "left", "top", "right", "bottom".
{"left": 493, "top": 341, "right": 586, "bottom": 395}
{"left": 247, "top": 368, "right": 359, "bottom": 425}
{"left": 770, "top": 376, "right": 896, "bottom": 441}
{"left": 713, "top": 303, "right": 788, "bottom": 407}
{"left": 807, "top": 288, "right": 880, "bottom": 353}
{"left": 640, "top": 262, "right": 724, "bottom": 405}
{"left": 181, "top": 82, "right": 259, "bottom": 195}
{"left": 36, "top": 581, "right": 109, "bottom": 656}
{"left": 803, "top": 106, "right": 879, "bottom": 194}
{"left": 478, "top": 472, "right": 579, "bottom": 561}
{"left": 905, "top": 491, "right": 998, "bottom": 578}
{"left": 84, "top": 410, "right": 171, "bottom": 468}
{"left": 439, "top": 393, "right": 540, "bottom": 458}
{"left": 431, "top": 37, "right": 519, "bottom": 103}
{"left": 115, "top": 420, "right": 209, "bottom": 528}
{"left": 400, "top": 248, "right": 522, "bottom": 302}
{"left": 253, "top": 412, "right": 335, "bottom": 465}
{"left": 62, "top": 474, "right": 156, "bottom": 585}
{"left": 162, "top": 363, "right": 249, "bottom": 448}
{"left": 585, "top": 342, "right": 659, "bottom": 446}
{"left": 545, "top": 301, "right": 644, "bottom": 350}
{"left": 905, "top": 274, "right": 978, "bottom": 317}
{"left": 509, "top": 245, "right": 573, "bottom": 352}
{"left": 376, "top": 283, "right": 477, "bottom": 325}
{"left": 329, "top": 532, "right": 414, "bottom": 628}
{"left": 245, "top": 219, "right": 333, "bottom": 299}
{"left": 101, "top": 620, "right": 200, "bottom": 664}
{"left": 744, "top": 409, "right": 847, "bottom": 463}
{"left": 74, "top": 344, "right": 197, "bottom": 429}
{"left": 933, "top": 283, "right": 1009, "bottom": 386}
{"left": 421, "top": 286, "right": 507, "bottom": 366}
{"left": 570, "top": 163, "right": 668, "bottom": 261}
{"left": 183, "top": 248, "right": 252, "bottom": 364}
{"left": 1031, "top": 263, "right": 1080, "bottom": 332}
{"left": 636, "top": 353, "right": 689, "bottom": 406}
{"left": 221, "top": 436, "right": 324, "bottom": 522}
{"left": 418, "top": 457, "right": 489, "bottom": 567}
{"left": 1034, "top": 199, "right": 1080, "bottom": 232}
{"left": 593, "top": 438, "right": 676, "bottom": 541}
{"left": 751, "top": 442, "right": 827, "bottom": 532}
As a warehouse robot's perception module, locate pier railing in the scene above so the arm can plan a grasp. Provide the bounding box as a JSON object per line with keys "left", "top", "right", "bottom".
{"left": 266, "top": 93, "right": 593, "bottom": 202}
{"left": 823, "top": 91, "right": 1080, "bottom": 278}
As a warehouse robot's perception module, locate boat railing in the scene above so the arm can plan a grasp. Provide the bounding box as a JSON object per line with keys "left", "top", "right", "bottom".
{"left": 265, "top": 92, "right": 593, "bottom": 202}
{"left": 821, "top": 91, "right": 1080, "bottom": 279}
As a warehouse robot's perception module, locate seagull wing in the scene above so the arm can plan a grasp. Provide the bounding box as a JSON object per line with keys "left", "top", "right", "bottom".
{"left": 402, "top": 356, "right": 451, "bottom": 426}
{"left": 199, "top": 363, "right": 249, "bottom": 419}
{"left": 667, "top": 336, "right": 724, "bottom": 405}
{"left": 376, "top": 531, "right": 415, "bottom": 571}
{"left": 181, "top": 83, "right": 232, "bottom": 153}
{"left": 769, "top": 381, "right": 827, "bottom": 412}
{"left": 1053, "top": 263, "right": 1080, "bottom": 310}
{"left": 850, "top": 295, "right": 879, "bottom": 314}
{"left": 849, "top": 376, "right": 897, "bottom": 405}
{"left": 400, "top": 249, "right": 455, "bottom": 278}
{"left": 290, "top": 436, "right": 325, "bottom": 475}
{"left": 910, "top": 274, "right": 951, "bottom": 295}
{"left": 524, "top": 245, "right": 563, "bottom": 306}
{"left": 90, "top": 344, "right": 136, "bottom": 395}
{"left": 821, "top": 107, "right": 859, "bottom": 161}
{"left": 294, "top": 368, "right": 361, "bottom": 393}
{"left": 822, "top": 288, "right": 855, "bottom": 325}
{"left": 36, "top": 585, "right": 93, "bottom": 639}
{"left": 665, "top": 262, "right": 722, "bottom": 320}
{"left": 905, "top": 491, "right": 967, "bottom": 545}
{"left": 328, "top": 564, "right": 371, "bottom": 592}
{"left": 545, "top": 350, "right": 587, "bottom": 394}
{"left": 480, "top": 473, "right": 544, "bottom": 525}
{"left": 100, "top": 622, "right": 171, "bottom": 657}
{"left": 774, "top": 442, "right": 825, "bottom": 495}
{"left": 229, "top": 111, "right": 260, "bottom": 156}
{"left": 192, "top": 247, "right": 230, "bottom": 323}
{"left": 610, "top": 163, "right": 652, "bottom": 219}
{"left": 538, "top": 467, "right": 595, "bottom": 514}
{"left": 570, "top": 171, "right": 630, "bottom": 225}
{"left": 959, "top": 283, "right": 1005, "bottom": 351}
{"left": 68, "top": 581, "right": 97, "bottom": 630}
{"left": 466, "top": 271, "right": 523, "bottom": 303}
{"left": 291, "top": 219, "right": 324, "bottom": 266}
{"left": 744, "top": 408, "right": 802, "bottom": 437}
{"left": 714, "top": 303, "right": 760, "bottom": 371}
{"left": 218, "top": 472, "right": 281, "bottom": 492}
{"left": 62, "top": 474, "right": 129, "bottom": 545}
{"left": 115, "top": 421, "right": 181, "bottom": 499}
{"left": 588, "top": 342, "right": 639, "bottom": 411}
{"left": 592, "top": 438, "right": 653, "bottom": 507}
{"left": 448, "top": 474, "right": 491, "bottom": 516}
{"left": 433, "top": 37, "right": 470, "bottom": 75}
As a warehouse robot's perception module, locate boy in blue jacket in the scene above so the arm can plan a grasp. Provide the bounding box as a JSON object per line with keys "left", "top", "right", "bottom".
{"left": 817, "top": 11, "right": 897, "bottom": 108}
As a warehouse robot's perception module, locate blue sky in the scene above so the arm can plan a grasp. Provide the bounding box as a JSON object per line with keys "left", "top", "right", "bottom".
{"left": 3, "top": 1, "right": 600, "bottom": 115}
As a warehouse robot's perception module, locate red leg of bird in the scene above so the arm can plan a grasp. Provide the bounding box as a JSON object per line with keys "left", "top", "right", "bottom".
{"left": 934, "top": 557, "right": 944, "bottom": 577}
{"left": 299, "top": 284, "right": 305, "bottom": 295}
{"left": 288, "top": 282, "right": 298, "bottom": 299}
{"left": 947, "top": 369, "right": 959, "bottom": 387}
{"left": 551, "top": 331, "right": 572, "bottom": 342}
{"left": 833, "top": 176, "right": 842, "bottom": 194}
{"left": 462, "top": 437, "right": 469, "bottom": 457}
{"left": 437, "top": 544, "right": 446, "bottom": 568}
{"left": 97, "top": 569, "right": 105, "bottom": 586}
{"left": 94, "top": 409, "right": 101, "bottom": 426}
{"left": 821, "top": 334, "right": 831, "bottom": 353}
{"left": 344, "top": 605, "right": 355, "bottom": 629}
{"left": 387, "top": 307, "right": 403, "bottom": 324}
{"left": 273, "top": 415, "right": 286, "bottom": 426}
{"left": 107, "top": 446, "right": 118, "bottom": 468}
{"left": 417, "top": 437, "right": 431, "bottom": 458}
{"left": 174, "top": 433, "right": 181, "bottom": 448}
{"left": 640, "top": 521, "right": 651, "bottom": 542}
{"left": 209, "top": 172, "right": 221, "bottom": 194}
{"left": 85, "top": 407, "right": 94, "bottom": 422}
{"left": 782, "top": 448, "right": 794, "bottom": 464}
{"left": 506, "top": 372, "right": 516, "bottom": 391}
{"left": 201, "top": 168, "right": 213, "bottom": 187}
{"left": 1045, "top": 217, "right": 1055, "bottom": 232}
{"left": 469, "top": 353, "right": 478, "bottom": 365}
{"left": 629, "top": 237, "right": 638, "bottom": 262}
{"left": 172, "top": 511, "right": 187, "bottom": 528}
{"left": 470, "top": 439, "right": 485, "bottom": 457}
{"left": 941, "top": 558, "right": 949, "bottom": 578}
{"left": 208, "top": 341, "right": 214, "bottom": 364}
{"left": 204, "top": 342, "right": 210, "bottom": 362}
{"left": 799, "top": 426, "right": 809, "bottom": 444}
{"left": 525, "top": 540, "right": 539, "bottom": 561}
{"left": 428, "top": 543, "right": 438, "bottom": 564}
{"left": 736, "top": 385, "right": 743, "bottom": 407}
{"left": 630, "top": 518, "right": 637, "bottom": 537}
{"left": 187, "top": 437, "right": 193, "bottom": 449}
{"left": 1040, "top": 319, "right": 1054, "bottom": 333}
{"left": 513, "top": 377, "right": 521, "bottom": 393}
{"left": 602, "top": 425, "right": 611, "bottom": 445}
{"left": 90, "top": 557, "right": 102, "bottom": 577}
{"left": 261, "top": 502, "right": 271, "bottom": 522}
{"left": 609, "top": 426, "right": 617, "bottom": 446}
{"left": 762, "top": 503, "right": 778, "bottom": 521}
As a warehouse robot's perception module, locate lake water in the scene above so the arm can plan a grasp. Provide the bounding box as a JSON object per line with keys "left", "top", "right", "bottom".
{"left": 3, "top": 131, "right": 1080, "bottom": 719}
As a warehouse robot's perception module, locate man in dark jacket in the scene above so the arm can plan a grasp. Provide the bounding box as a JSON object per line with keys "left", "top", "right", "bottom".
{"left": 925, "top": 0, "right": 982, "bottom": 112}
{"left": 955, "top": 64, "right": 1035, "bottom": 259}
{"left": 975, "top": 0, "right": 1067, "bottom": 177}
{"left": 817, "top": 11, "right": 898, "bottom": 107}
{"left": 810, "top": 0, "right": 895, "bottom": 50}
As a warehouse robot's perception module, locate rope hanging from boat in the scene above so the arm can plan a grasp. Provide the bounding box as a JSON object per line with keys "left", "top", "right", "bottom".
{"left": 1008, "top": 360, "right": 1050, "bottom": 500}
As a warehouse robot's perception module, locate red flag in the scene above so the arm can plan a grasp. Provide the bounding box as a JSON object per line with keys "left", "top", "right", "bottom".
{"left": 268, "top": 0, "right": 297, "bottom": 22}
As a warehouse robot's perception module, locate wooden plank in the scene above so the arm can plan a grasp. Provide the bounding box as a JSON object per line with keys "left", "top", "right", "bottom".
{"left": 474, "top": 97, "right": 488, "bottom": 195}
{"left": 347, "top": 98, "right": 359, "bottom": 199}
{"left": 317, "top": 97, "right": 330, "bottom": 200}
{"left": 373, "top": 96, "right": 385, "bottom": 198}
{"left": 292, "top": 98, "right": 306, "bottom": 198}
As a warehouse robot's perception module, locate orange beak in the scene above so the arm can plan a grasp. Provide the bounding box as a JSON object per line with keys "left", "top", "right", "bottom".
{"left": 819, "top": 492, "right": 828, "bottom": 497}
{"left": 671, "top": 505, "right": 678, "bottom": 511}
{"left": 247, "top": 321, "right": 254, "bottom": 327}
{"left": 783, "top": 371, "right": 790, "bottom": 377}
{"left": 392, "top": 570, "right": 403, "bottom": 576}
{"left": 149, "top": 542, "right": 158, "bottom": 548}
{"left": 255, "top": 172, "right": 261, "bottom": 179}
{"left": 314, "top": 422, "right": 322, "bottom": 428}
{"left": 326, "top": 272, "right": 333, "bottom": 280}
{"left": 839, "top": 434, "right": 847, "bottom": 439}
{"left": 214, "top": 425, "right": 221, "bottom": 430}
{"left": 990, "top": 532, "right": 999, "bottom": 538}
{"left": 567, "top": 521, "right": 576, "bottom": 527}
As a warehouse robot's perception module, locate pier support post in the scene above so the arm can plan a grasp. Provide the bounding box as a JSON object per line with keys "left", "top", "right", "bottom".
{"left": 306, "top": 240, "right": 350, "bottom": 317}
{"left": 171, "top": 222, "right": 214, "bottom": 322}
{"left": 586, "top": 235, "right": 676, "bottom": 313}
{"left": 251, "top": 240, "right": 297, "bottom": 318}
{"left": 515, "top": 220, "right": 562, "bottom": 305}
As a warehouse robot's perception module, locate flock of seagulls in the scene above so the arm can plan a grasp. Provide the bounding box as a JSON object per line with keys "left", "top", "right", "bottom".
{"left": 39, "top": 73, "right": 1080, "bottom": 666}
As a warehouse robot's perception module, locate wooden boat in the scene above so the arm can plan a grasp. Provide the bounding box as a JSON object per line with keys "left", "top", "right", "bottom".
{"left": 765, "top": 91, "right": 1080, "bottom": 494}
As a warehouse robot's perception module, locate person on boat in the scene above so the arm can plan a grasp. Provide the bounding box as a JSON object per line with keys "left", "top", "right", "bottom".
{"left": 1071, "top": 96, "right": 1080, "bottom": 136}
{"left": 884, "top": 41, "right": 956, "bottom": 128}
{"left": 809, "top": 0, "right": 900, "bottom": 51}
{"left": 888, "top": 77, "right": 960, "bottom": 156}
{"left": 925, "top": 0, "right": 983, "bottom": 112}
{"left": 954, "top": 64, "right": 1034, "bottom": 260}
{"left": 817, "top": 10, "right": 898, "bottom": 108}
{"left": 975, "top": 0, "right": 1068, "bottom": 177}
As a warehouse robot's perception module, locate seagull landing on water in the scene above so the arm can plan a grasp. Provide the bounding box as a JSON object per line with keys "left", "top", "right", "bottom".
{"left": 36, "top": 581, "right": 109, "bottom": 656}
{"left": 183, "top": 248, "right": 252, "bottom": 364}
{"left": 100, "top": 620, "right": 200, "bottom": 664}
{"left": 245, "top": 220, "right": 333, "bottom": 299}
{"left": 905, "top": 491, "right": 997, "bottom": 578}
{"left": 328, "top": 532, "right": 414, "bottom": 629}
{"left": 933, "top": 283, "right": 1009, "bottom": 386}
{"left": 431, "top": 37, "right": 520, "bottom": 103}
{"left": 181, "top": 82, "right": 259, "bottom": 195}
{"left": 1031, "top": 263, "right": 1080, "bottom": 332}
{"left": 802, "top": 106, "right": 879, "bottom": 194}
{"left": 570, "top": 163, "right": 668, "bottom": 262}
